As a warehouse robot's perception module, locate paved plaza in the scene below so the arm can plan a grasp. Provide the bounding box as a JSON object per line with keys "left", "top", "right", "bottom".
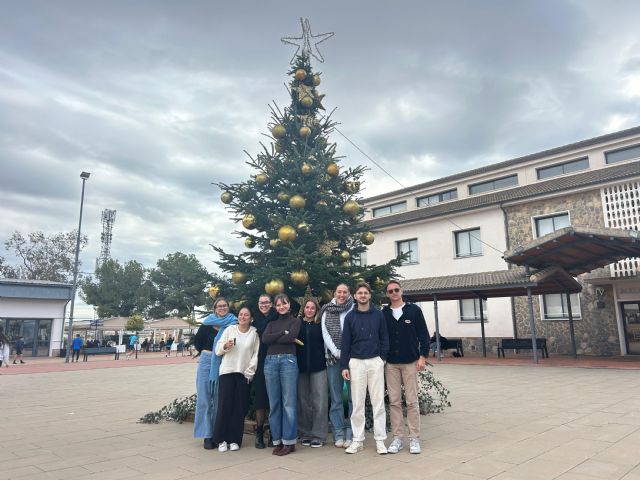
{"left": 2, "top": 361, "right": 640, "bottom": 480}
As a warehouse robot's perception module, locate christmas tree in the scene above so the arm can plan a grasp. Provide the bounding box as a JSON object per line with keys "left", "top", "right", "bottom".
{"left": 213, "top": 19, "right": 402, "bottom": 308}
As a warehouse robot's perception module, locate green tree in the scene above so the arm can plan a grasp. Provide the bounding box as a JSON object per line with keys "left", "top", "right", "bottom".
{"left": 214, "top": 51, "right": 401, "bottom": 306}
{"left": 0, "top": 230, "right": 88, "bottom": 282}
{"left": 149, "top": 252, "right": 210, "bottom": 318}
{"left": 125, "top": 314, "right": 145, "bottom": 332}
{"left": 80, "top": 259, "right": 153, "bottom": 318}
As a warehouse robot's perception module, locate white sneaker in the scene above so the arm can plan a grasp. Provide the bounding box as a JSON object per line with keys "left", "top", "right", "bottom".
{"left": 345, "top": 441, "right": 363, "bottom": 454}
{"left": 218, "top": 441, "right": 228, "bottom": 452}
{"left": 409, "top": 438, "right": 421, "bottom": 454}
{"left": 387, "top": 437, "right": 403, "bottom": 454}
{"left": 334, "top": 439, "right": 345, "bottom": 448}
{"left": 376, "top": 440, "right": 388, "bottom": 455}
{"left": 229, "top": 443, "right": 240, "bottom": 451}
{"left": 343, "top": 439, "right": 352, "bottom": 449}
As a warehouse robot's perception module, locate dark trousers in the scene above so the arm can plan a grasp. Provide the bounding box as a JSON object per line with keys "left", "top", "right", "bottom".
{"left": 213, "top": 373, "right": 250, "bottom": 446}
{"left": 73, "top": 349, "right": 80, "bottom": 361}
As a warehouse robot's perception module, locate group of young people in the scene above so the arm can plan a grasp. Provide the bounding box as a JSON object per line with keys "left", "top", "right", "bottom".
{"left": 192, "top": 279, "right": 430, "bottom": 456}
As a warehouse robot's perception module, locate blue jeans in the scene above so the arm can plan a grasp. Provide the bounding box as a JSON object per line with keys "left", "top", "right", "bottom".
{"left": 326, "top": 363, "right": 352, "bottom": 442}
{"left": 264, "top": 354, "right": 298, "bottom": 445}
{"left": 193, "top": 352, "right": 218, "bottom": 438}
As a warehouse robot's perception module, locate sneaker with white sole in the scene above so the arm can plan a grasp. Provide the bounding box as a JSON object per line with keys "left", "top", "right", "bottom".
{"left": 334, "top": 439, "right": 345, "bottom": 448}
{"left": 218, "top": 441, "right": 228, "bottom": 452}
{"left": 387, "top": 437, "right": 403, "bottom": 454}
{"left": 343, "top": 439, "right": 352, "bottom": 449}
{"left": 229, "top": 443, "right": 240, "bottom": 451}
{"left": 409, "top": 438, "right": 421, "bottom": 454}
{"left": 376, "top": 440, "right": 388, "bottom": 455}
{"left": 345, "top": 441, "right": 363, "bottom": 454}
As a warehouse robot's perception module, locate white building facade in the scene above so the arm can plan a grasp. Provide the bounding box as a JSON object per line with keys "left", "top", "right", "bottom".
{"left": 363, "top": 126, "right": 640, "bottom": 356}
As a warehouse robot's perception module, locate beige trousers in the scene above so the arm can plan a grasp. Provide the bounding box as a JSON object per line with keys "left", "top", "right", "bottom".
{"left": 349, "top": 357, "right": 387, "bottom": 442}
{"left": 385, "top": 362, "right": 420, "bottom": 439}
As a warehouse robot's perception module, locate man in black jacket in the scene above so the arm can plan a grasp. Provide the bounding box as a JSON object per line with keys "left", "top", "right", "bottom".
{"left": 382, "top": 280, "right": 429, "bottom": 455}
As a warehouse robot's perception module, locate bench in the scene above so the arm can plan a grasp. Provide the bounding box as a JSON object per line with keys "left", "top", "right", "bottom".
{"left": 431, "top": 338, "right": 464, "bottom": 357}
{"left": 82, "top": 347, "right": 119, "bottom": 361}
{"left": 498, "top": 338, "right": 549, "bottom": 358}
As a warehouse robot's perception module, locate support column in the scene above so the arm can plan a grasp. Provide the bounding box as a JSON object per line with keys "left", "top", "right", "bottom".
{"left": 526, "top": 287, "right": 539, "bottom": 365}
{"left": 566, "top": 292, "right": 577, "bottom": 359}
{"left": 433, "top": 295, "right": 442, "bottom": 361}
{"left": 479, "top": 296, "right": 487, "bottom": 357}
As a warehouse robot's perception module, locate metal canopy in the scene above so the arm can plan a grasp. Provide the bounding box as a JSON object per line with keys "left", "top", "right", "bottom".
{"left": 503, "top": 226, "right": 640, "bottom": 275}
{"left": 401, "top": 266, "right": 582, "bottom": 302}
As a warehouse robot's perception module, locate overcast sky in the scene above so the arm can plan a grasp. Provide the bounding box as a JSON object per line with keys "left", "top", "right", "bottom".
{"left": 1, "top": 1, "right": 640, "bottom": 318}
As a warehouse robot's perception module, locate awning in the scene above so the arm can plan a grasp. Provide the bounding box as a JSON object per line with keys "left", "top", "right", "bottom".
{"left": 503, "top": 226, "right": 640, "bottom": 276}
{"left": 146, "top": 317, "right": 195, "bottom": 330}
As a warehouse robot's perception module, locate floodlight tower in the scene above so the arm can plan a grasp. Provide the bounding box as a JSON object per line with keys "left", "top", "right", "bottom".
{"left": 97, "top": 209, "right": 116, "bottom": 268}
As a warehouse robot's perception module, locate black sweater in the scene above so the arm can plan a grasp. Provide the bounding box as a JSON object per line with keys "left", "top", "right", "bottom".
{"left": 296, "top": 319, "right": 326, "bottom": 374}
{"left": 192, "top": 324, "right": 217, "bottom": 353}
{"left": 262, "top": 314, "right": 301, "bottom": 356}
{"left": 340, "top": 305, "right": 389, "bottom": 370}
{"left": 382, "top": 303, "right": 430, "bottom": 363}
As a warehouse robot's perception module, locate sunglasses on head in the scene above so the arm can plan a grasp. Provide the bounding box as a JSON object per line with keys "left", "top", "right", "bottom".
{"left": 387, "top": 288, "right": 401, "bottom": 294}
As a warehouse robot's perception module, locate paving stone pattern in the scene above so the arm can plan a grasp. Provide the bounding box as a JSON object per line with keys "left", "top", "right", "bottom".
{"left": 1, "top": 363, "right": 640, "bottom": 480}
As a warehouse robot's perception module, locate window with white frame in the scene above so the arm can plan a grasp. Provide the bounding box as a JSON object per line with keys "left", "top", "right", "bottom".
{"left": 372, "top": 201, "right": 407, "bottom": 217}
{"left": 417, "top": 189, "right": 458, "bottom": 207}
{"left": 459, "top": 298, "right": 488, "bottom": 321}
{"left": 541, "top": 293, "right": 581, "bottom": 320}
{"left": 534, "top": 212, "right": 570, "bottom": 238}
{"left": 396, "top": 239, "right": 418, "bottom": 265}
{"left": 455, "top": 228, "right": 482, "bottom": 257}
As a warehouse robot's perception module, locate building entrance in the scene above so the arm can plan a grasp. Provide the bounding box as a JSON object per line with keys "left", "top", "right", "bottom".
{"left": 621, "top": 302, "right": 640, "bottom": 355}
{"left": 2, "top": 319, "right": 52, "bottom": 357}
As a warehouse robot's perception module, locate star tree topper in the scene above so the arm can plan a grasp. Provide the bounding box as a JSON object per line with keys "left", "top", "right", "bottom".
{"left": 281, "top": 18, "right": 334, "bottom": 64}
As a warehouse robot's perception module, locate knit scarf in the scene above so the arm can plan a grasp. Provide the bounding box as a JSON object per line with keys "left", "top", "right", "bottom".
{"left": 203, "top": 312, "right": 237, "bottom": 383}
{"left": 320, "top": 296, "right": 353, "bottom": 362}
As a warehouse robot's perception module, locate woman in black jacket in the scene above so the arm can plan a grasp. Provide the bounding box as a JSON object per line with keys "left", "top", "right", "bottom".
{"left": 296, "top": 298, "right": 328, "bottom": 447}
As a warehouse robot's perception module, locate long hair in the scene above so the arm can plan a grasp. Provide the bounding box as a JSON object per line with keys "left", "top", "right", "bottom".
{"left": 301, "top": 298, "right": 321, "bottom": 324}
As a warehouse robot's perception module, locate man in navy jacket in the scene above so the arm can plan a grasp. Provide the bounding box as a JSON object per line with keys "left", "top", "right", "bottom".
{"left": 382, "top": 280, "right": 429, "bottom": 455}
{"left": 341, "top": 282, "right": 389, "bottom": 455}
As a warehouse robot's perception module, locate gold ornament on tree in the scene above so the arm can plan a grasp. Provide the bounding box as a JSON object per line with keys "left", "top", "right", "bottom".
{"left": 271, "top": 124, "right": 286, "bottom": 139}
{"left": 244, "top": 238, "right": 256, "bottom": 249}
{"left": 278, "top": 225, "right": 297, "bottom": 242}
{"left": 265, "top": 278, "right": 285, "bottom": 296}
{"left": 340, "top": 250, "right": 350, "bottom": 260}
{"left": 297, "top": 222, "right": 310, "bottom": 233}
{"left": 220, "top": 191, "right": 233, "bottom": 204}
{"left": 326, "top": 162, "right": 339, "bottom": 176}
{"left": 301, "top": 163, "right": 313, "bottom": 175}
{"left": 342, "top": 200, "right": 360, "bottom": 216}
{"left": 277, "top": 191, "right": 290, "bottom": 202}
{"left": 269, "top": 239, "right": 281, "bottom": 248}
{"left": 290, "top": 270, "right": 309, "bottom": 286}
{"left": 299, "top": 126, "right": 311, "bottom": 138}
{"left": 274, "top": 142, "right": 284, "bottom": 153}
{"left": 315, "top": 200, "right": 328, "bottom": 210}
{"left": 231, "top": 272, "right": 247, "bottom": 285}
{"left": 242, "top": 214, "right": 256, "bottom": 229}
{"left": 294, "top": 69, "right": 307, "bottom": 81}
{"left": 312, "top": 74, "right": 321, "bottom": 86}
{"left": 289, "top": 194, "right": 306, "bottom": 209}
{"left": 300, "top": 96, "right": 313, "bottom": 108}
{"left": 208, "top": 285, "right": 220, "bottom": 298}
{"left": 361, "top": 232, "right": 375, "bottom": 245}
{"left": 255, "top": 174, "right": 268, "bottom": 185}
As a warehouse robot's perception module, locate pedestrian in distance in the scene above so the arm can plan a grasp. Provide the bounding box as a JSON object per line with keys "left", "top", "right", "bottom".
{"left": 213, "top": 307, "right": 260, "bottom": 452}
{"left": 262, "top": 294, "right": 301, "bottom": 456}
{"left": 382, "top": 280, "right": 430, "bottom": 455}
{"left": 71, "top": 334, "right": 83, "bottom": 362}
{"left": 0, "top": 326, "right": 10, "bottom": 368}
{"left": 13, "top": 336, "right": 25, "bottom": 364}
{"left": 341, "top": 282, "right": 389, "bottom": 455}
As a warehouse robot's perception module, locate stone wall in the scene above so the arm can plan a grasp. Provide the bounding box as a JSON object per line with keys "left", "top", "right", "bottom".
{"left": 505, "top": 188, "right": 621, "bottom": 356}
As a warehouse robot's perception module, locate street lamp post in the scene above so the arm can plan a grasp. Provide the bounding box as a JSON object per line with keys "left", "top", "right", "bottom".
{"left": 65, "top": 171, "right": 90, "bottom": 363}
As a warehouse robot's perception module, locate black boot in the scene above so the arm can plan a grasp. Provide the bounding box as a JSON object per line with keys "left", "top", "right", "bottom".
{"left": 203, "top": 438, "right": 215, "bottom": 450}
{"left": 255, "top": 426, "right": 265, "bottom": 449}
{"left": 268, "top": 432, "right": 274, "bottom": 448}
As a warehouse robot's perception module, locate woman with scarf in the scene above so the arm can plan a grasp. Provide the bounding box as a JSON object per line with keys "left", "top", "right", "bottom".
{"left": 262, "top": 294, "right": 301, "bottom": 456}
{"left": 192, "top": 297, "right": 237, "bottom": 449}
{"left": 320, "top": 283, "right": 354, "bottom": 448}
{"left": 251, "top": 294, "right": 278, "bottom": 449}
